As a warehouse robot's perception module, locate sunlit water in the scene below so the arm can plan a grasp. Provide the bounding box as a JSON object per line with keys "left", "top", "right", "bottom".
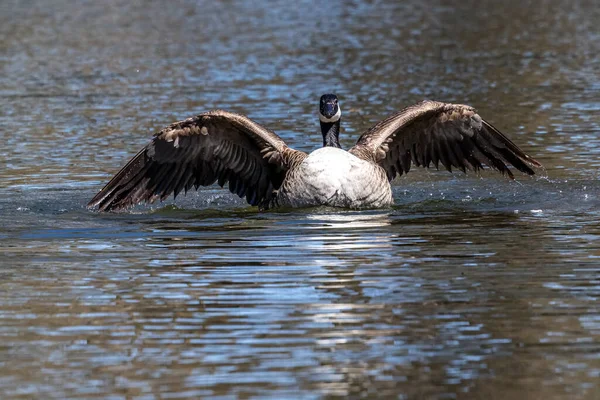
{"left": 1, "top": 0, "right": 600, "bottom": 398}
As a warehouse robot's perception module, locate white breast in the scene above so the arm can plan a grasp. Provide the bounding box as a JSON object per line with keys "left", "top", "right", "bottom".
{"left": 277, "top": 147, "right": 393, "bottom": 208}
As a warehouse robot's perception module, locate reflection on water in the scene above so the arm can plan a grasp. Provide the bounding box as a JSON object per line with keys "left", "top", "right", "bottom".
{"left": 1, "top": 0, "right": 600, "bottom": 398}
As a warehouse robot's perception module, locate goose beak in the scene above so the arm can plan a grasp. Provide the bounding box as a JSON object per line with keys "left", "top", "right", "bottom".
{"left": 321, "top": 102, "right": 338, "bottom": 119}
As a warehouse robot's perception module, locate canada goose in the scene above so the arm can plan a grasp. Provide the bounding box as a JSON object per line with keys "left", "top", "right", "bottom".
{"left": 88, "top": 94, "right": 542, "bottom": 211}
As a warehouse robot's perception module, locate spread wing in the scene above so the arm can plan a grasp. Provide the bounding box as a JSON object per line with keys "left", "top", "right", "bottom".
{"left": 349, "top": 100, "right": 542, "bottom": 181}
{"left": 88, "top": 110, "right": 307, "bottom": 211}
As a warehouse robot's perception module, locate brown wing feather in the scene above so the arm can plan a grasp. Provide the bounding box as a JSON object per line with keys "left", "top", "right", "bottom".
{"left": 88, "top": 110, "right": 307, "bottom": 211}
{"left": 349, "top": 100, "right": 542, "bottom": 181}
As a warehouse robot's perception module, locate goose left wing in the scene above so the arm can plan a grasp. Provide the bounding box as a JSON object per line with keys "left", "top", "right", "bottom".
{"left": 349, "top": 100, "right": 542, "bottom": 181}
{"left": 88, "top": 110, "right": 307, "bottom": 211}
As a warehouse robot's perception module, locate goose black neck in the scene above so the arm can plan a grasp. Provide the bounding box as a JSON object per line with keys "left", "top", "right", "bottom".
{"left": 320, "top": 120, "right": 341, "bottom": 148}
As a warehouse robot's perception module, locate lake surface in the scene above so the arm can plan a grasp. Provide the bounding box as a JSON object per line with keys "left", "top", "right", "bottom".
{"left": 1, "top": 0, "right": 600, "bottom": 398}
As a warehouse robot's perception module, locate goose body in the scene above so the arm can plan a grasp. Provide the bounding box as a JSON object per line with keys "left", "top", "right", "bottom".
{"left": 88, "top": 95, "right": 542, "bottom": 212}
{"left": 275, "top": 147, "right": 393, "bottom": 208}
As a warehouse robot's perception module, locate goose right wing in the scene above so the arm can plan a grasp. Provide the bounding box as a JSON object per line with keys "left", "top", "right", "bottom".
{"left": 88, "top": 110, "right": 307, "bottom": 211}
{"left": 349, "top": 100, "right": 542, "bottom": 181}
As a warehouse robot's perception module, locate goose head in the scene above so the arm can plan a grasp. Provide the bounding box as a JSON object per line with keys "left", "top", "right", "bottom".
{"left": 319, "top": 94, "right": 342, "bottom": 148}
{"left": 319, "top": 94, "right": 341, "bottom": 123}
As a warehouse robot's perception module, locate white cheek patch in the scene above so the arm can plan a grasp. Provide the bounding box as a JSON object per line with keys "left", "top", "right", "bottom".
{"left": 319, "top": 106, "right": 342, "bottom": 123}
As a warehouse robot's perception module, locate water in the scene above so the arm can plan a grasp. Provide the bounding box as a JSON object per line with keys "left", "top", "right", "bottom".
{"left": 1, "top": 0, "right": 600, "bottom": 398}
